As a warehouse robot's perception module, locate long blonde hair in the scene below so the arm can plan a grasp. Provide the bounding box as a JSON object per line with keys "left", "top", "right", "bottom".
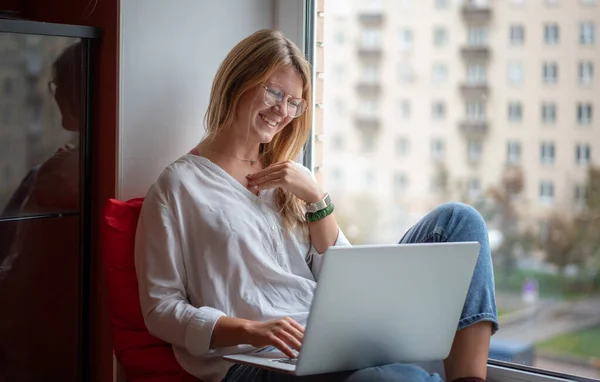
{"left": 204, "top": 29, "right": 313, "bottom": 233}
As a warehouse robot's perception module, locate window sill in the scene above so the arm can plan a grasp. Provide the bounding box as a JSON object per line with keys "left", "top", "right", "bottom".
{"left": 488, "top": 360, "right": 598, "bottom": 382}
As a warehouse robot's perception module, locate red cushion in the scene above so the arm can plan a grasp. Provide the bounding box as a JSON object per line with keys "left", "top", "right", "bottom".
{"left": 102, "top": 198, "right": 200, "bottom": 382}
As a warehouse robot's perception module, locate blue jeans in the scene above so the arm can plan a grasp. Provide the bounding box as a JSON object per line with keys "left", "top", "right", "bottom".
{"left": 224, "top": 203, "right": 499, "bottom": 382}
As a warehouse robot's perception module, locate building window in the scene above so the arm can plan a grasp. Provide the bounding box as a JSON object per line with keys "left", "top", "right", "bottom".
{"left": 361, "top": 63, "right": 380, "bottom": 83}
{"left": 543, "top": 62, "right": 558, "bottom": 84}
{"left": 334, "top": 99, "right": 346, "bottom": 116}
{"left": 435, "top": 0, "right": 449, "bottom": 9}
{"left": 362, "top": 132, "right": 376, "bottom": 153}
{"left": 574, "top": 184, "right": 587, "bottom": 207}
{"left": 466, "top": 63, "right": 486, "bottom": 84}
{"left": 579, "top": 61, "right": 594, "bottom": 84}
{"left": 507, "top": 141, "right": 522, "bottom": 165}
{"left": 394, "top": 172, "right": 409, "bottom": 194}
{"left": 398, "top": 100, "right": 411, "bottom": 121}
{"left": 332, "top": 134, "right": 345, "bottom": 150}
{"left": 432, "top": 101, "right": 446, "bottom": 120}
{"left": 544, "top": 23, "right": 560, "bottom": 45}
{"left": 395, "top": 137, "right": 410, "bottom": 156}
{"left": 577, "top": 103, "right": 592, "bottom": 125}
{"left": 541, "top": 102, "right": 557, "bottom": 124}
{"left": 466, "top": 0, "right": 490, "bottom": 5}
{"left": 510, "top": 24, "right": 525, "bottom": 45}
{"left": 580, "top": 22, "right": 595, "bottom": 45}
{"left": 331, "top": 168, "right": 344, "bottom": 189}
{"left": 508, "top": 62, "right": 524, "bottom": 85}
{"left": 576, "top": 143, "right": 591, "bottom": 165}
{"left": 467, "top": 102, "right": 486, "bottom": 121}
{"left": 508, "top": 102, "right": 523, "bottom": 122}
{"left": 468, "top": 139, "right": 483, "bottom": 164}
{"left": 432, "top": 63, "right": 448, "bottom": 84}
{"left": 539, "top": 181, "right": 555, "bottom": 204}
{"left": 399, "top": 0, "right": 413, "bottom": 8}
{"left": 398, "top": 62, "right": 414, "bottom": 84}
{"left": 468, "top": 26, "right": 488, "bottom": 46}
{"left": 333, "top": 64, "right": 346, "bottom": 84}
{"left": 361, "top": 29, "right": 382, "bottom": 49}
{"left": 364, "top": 169, "right": 375, "bottom": 187}
{"left": 540, "top": 142, "right": 556, "bottom": 165}
{"left": 467, "top": 178, "right": 481, "bottom": 199}
{"left": 398, "top": 28, "right": 413, "bottom": 51}
{"left": 359, "top": 99, "right": 379, "bottom": 118}
{"left": 335, "top": 31, "right": 345, "bottom": 45}
{"left": 430, "top": 138, "right": 445, "bottom": 161}
{"left": 434, "top": 27, "right": 448, "bottom": 47}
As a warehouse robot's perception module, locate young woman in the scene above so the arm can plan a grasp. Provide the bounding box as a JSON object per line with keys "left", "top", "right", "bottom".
{"left": 135, "top": 29, "right": 499, "bottom": 382}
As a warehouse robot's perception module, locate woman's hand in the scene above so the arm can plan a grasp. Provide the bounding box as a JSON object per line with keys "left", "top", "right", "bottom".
{"left": 242, "top": 317, "right": 305, "bottom": 358}
{"left": 246, "top": 161, "right": 323, "bottom": 203}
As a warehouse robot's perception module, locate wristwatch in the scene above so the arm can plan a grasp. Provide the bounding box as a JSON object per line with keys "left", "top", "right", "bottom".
{"left": 305, "top": 193, "right": 331, "bottom": 213}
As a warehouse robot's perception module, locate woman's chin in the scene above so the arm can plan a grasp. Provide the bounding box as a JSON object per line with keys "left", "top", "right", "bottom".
{"left": 254, "top": 128, "right": 279, "bottom": 144}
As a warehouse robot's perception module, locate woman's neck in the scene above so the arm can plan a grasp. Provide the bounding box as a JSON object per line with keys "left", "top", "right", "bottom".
{"left": 199, "top": 131, "right": 261, "bottom": 161}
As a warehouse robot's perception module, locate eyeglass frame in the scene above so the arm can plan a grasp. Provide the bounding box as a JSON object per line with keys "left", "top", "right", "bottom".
{"left": 261, "top": 84, "right": 307, "bottom": 118}
{"left": 48, "top": 80, "right": 57, "bottom": 96}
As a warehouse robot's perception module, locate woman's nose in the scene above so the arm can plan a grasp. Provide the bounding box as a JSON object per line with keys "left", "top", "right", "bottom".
{"left": 273, "top": 103, "right": 289, "bottom": 118}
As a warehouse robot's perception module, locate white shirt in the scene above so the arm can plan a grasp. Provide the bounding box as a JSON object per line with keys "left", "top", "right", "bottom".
{"left": 134, "top": 154, "right": 351, "bottom": 382}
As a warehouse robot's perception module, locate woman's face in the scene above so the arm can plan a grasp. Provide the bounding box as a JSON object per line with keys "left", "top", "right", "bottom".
{"left": 232, "top": 66, "right": 304, "bottom": 144}
{"left": 53, "top": 74, "right": 80, "bottom": 132}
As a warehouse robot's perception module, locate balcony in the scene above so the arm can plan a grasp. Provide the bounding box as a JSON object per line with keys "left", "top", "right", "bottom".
{"left": 356, "top": 82, "right": 381, "bottom": 96}
{"left": 460, "top": 46, "right": 490, "bottom": 61}
{"left": 358, "top": 13, "right": 384, "bottom": 26}
{"left": 357, "top": 46, "right": 382, "bottom": 60}
{"left": 354, "top": 115, "right": 381, "bottom": 131}
{"left": 459, "top": 120, "right": 488, "bottom": 136}
{"left": 460, "top": 83, "right": 489, "bottom": 99}
{"left": 461, "top": 5, "right": 492, "bottom": 23}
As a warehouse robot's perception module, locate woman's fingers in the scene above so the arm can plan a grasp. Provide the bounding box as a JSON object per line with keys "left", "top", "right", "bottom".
{"left": 249, "top": 179, "right": 282, "bottom": 192}
{"left": 248, "top": 170, "right": 285, "bottom": 186}
{"left": 246, "top": 163, "right": 286, "bottom": 181}
{"left": 286, "top": 317, "right": 306, "bottom": 335}
{"left": 276, "top": 328, "right": 302, "bottom": 352}
{"left": 268, "top": 334, "right": 298, "bottom": 358}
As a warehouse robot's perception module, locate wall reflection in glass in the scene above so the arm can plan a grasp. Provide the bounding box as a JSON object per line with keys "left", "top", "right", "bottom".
{"left": 0, "top": 35, "right": 85, "bottom": 382}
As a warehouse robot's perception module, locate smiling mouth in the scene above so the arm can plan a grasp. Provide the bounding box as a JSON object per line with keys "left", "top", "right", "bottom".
{"left": 259, "top": 113, "right": 280, "bottom": 128}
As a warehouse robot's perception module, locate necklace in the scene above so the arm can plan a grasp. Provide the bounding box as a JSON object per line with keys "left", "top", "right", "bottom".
{"left": 193, "top": 146, "right": 259, "bottom": 166}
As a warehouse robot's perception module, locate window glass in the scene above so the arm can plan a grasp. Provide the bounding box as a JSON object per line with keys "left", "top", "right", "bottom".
{"left": 318, "top": 1, "right": 600, "bottom": 378}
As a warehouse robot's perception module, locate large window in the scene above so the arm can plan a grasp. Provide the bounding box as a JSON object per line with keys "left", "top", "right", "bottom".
{"left": 317, "top": 0, "right": 600, "bottom": 380}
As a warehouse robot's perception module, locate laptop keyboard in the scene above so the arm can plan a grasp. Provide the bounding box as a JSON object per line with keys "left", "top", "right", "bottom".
{"left": 272, "top": 358, "right": 298, "bottom": 365}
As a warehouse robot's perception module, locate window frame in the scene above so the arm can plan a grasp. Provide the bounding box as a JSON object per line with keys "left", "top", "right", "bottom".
{"left": 295, "top": 1, "right": 600, "bottom": 380}
{"left": 544, "top": 23, "right": 560, "bottom": 45}
{"left": 578, "top": 61, "right": 594, "bottom": 84}
{"left": 509, "top": 23, "right": 525, "bottom": 45}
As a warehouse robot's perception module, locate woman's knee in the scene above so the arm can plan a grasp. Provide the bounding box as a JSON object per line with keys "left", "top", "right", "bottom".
{"left": 435, "top": 202, "right": 486, "bottom": 229}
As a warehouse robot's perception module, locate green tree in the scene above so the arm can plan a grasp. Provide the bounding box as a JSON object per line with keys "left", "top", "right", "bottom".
{"left": 539, "top": 167, "right": 600, "bottom": 288}
{"left": 487, "top": 166, "right": 535, "bottom": 275}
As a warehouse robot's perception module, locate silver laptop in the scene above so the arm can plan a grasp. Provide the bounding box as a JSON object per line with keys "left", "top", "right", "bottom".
{"left": 223, "top": 242, "right": 480, "bottom": 376}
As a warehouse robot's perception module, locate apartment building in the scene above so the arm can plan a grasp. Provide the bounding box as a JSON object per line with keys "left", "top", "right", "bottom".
{"left": 319, "top": 0, "right": 600, "bottom": 244}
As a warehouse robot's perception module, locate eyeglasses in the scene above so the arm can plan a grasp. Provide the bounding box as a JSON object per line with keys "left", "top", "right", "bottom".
{"left": 47, "top": 80, "right": 57, "bottom": 96}
{"left": 262, "top": 84, "right": 307, "bottom": 118}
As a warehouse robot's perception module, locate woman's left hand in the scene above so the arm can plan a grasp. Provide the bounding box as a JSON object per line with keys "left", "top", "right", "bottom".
{"left": 246, "top": 161, "right": 323, "bottom": 203}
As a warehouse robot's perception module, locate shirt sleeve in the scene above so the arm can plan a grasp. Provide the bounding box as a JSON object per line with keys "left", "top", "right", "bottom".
{"left": 305, "top": 225, "right": 352, "bottom": 281}
{"left": 295, "top": 162, "right": 352, "bottom": 281}
{"left": 134, "top": 187, "right": 225, "bottom": 356}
